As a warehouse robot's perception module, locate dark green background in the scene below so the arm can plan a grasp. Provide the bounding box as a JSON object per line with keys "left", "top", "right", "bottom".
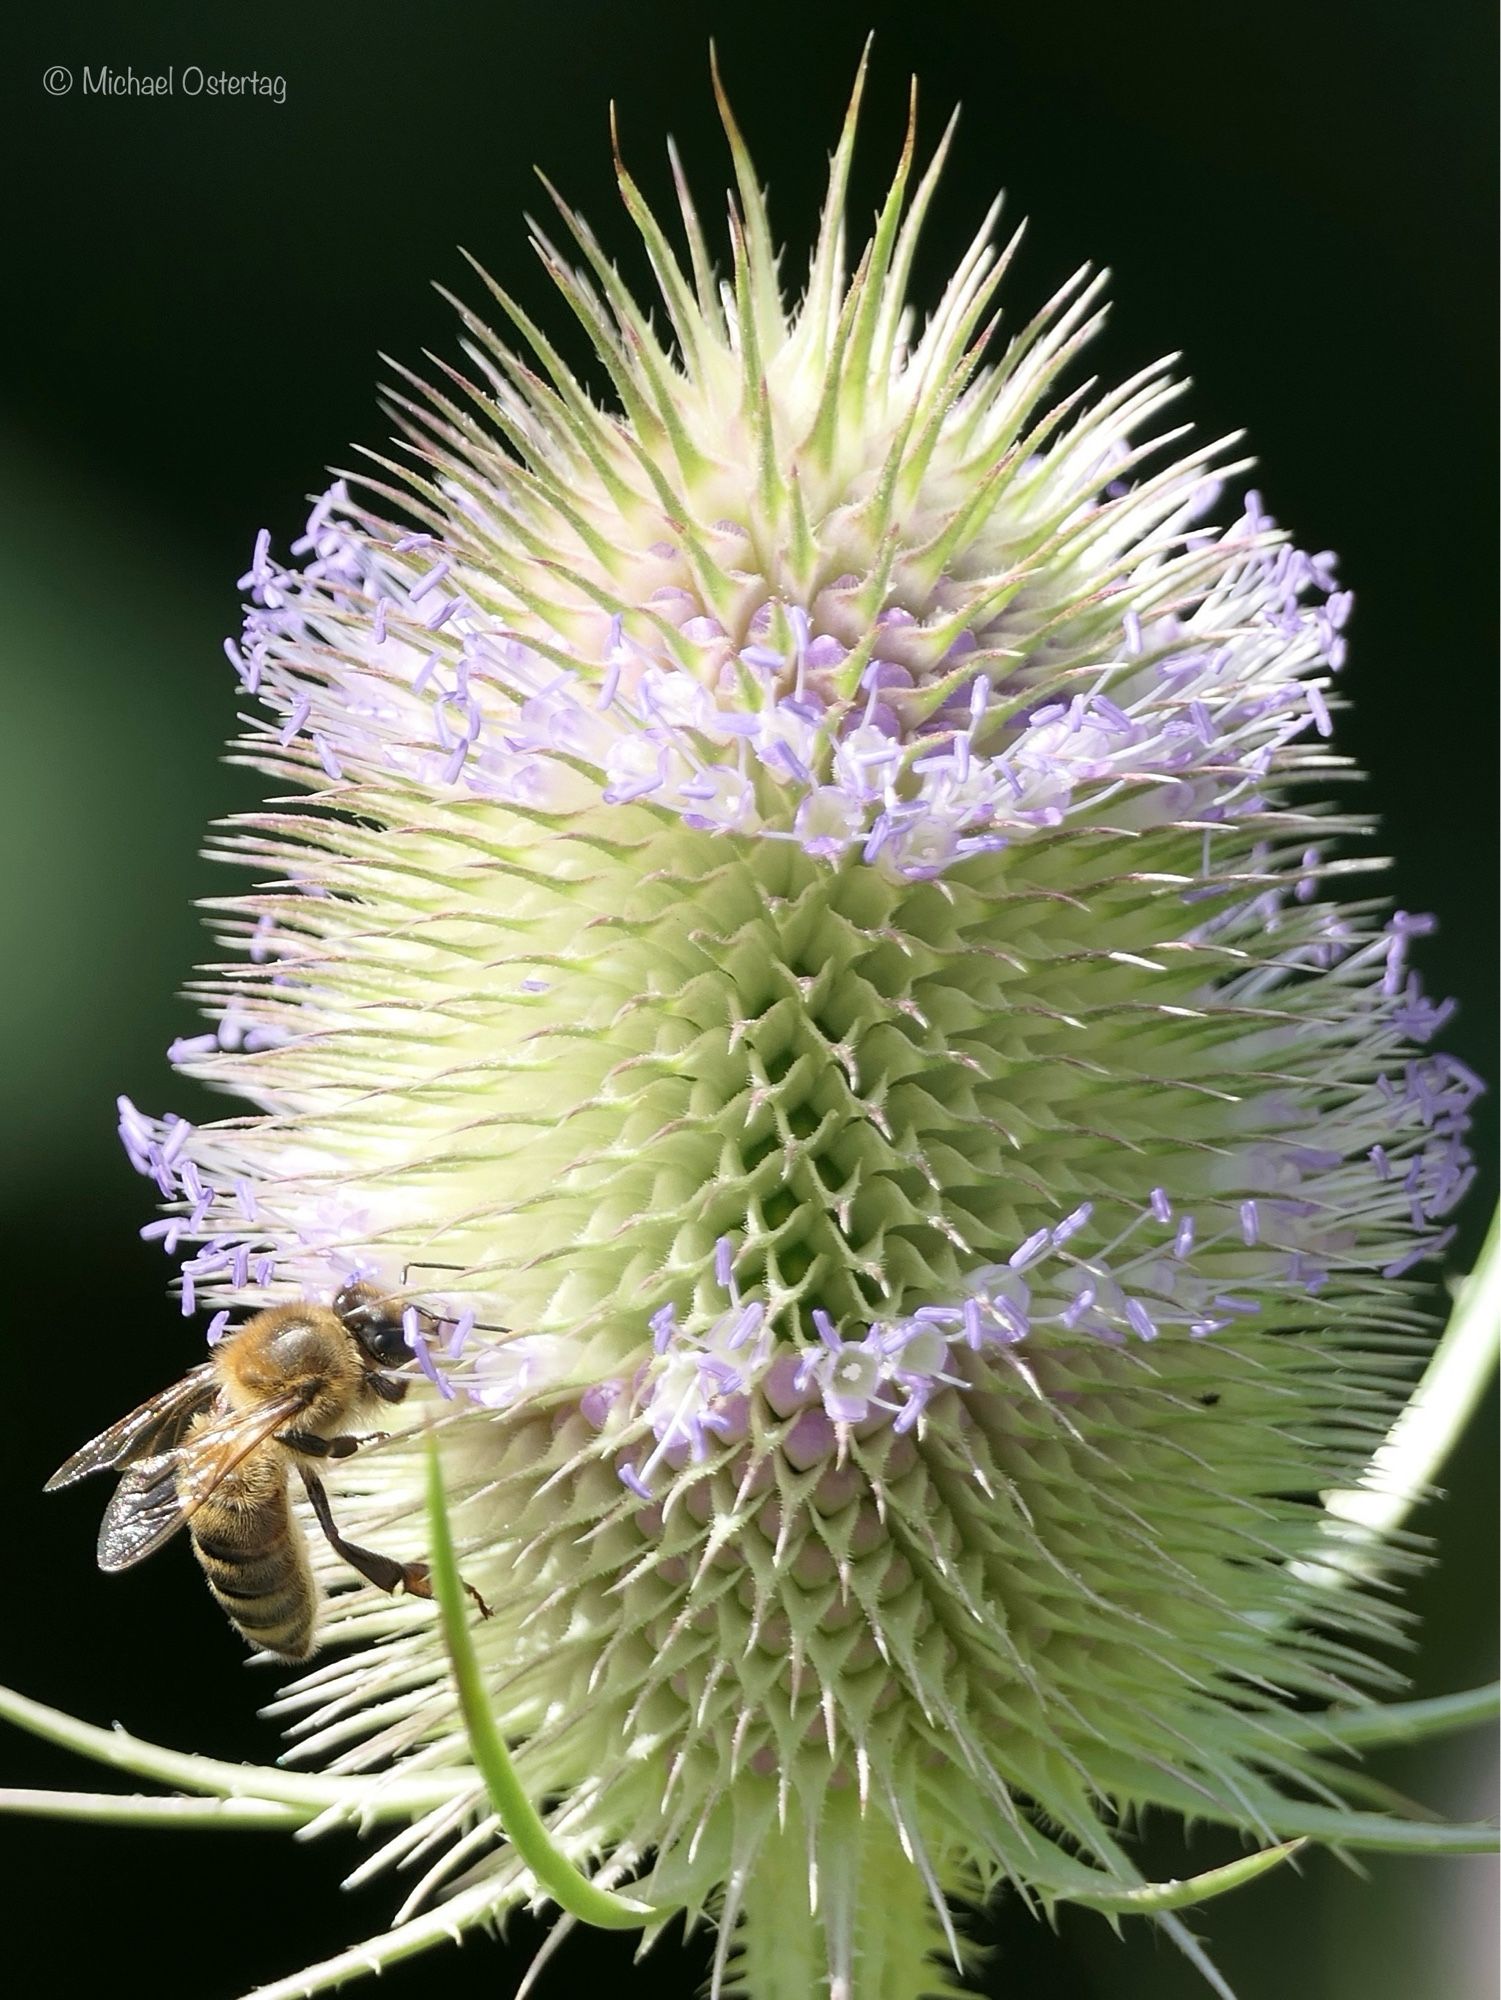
{"left": 1, "top": 3, "right": 1494, "bottom": 1996}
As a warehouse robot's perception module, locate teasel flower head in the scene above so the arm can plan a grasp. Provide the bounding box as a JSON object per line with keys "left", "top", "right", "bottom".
{"left": 46, "top": 52, "right": 1490, "bottom": 2000}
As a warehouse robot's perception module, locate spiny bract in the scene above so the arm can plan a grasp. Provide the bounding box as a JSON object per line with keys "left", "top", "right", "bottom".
{"left": 119, "top": 57, "right": 1476, "bottom": 2000}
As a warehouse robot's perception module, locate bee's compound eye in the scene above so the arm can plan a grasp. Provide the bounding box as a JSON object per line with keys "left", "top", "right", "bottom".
{"left": 335, "top": 1283, "right": 415, "bottom": 1366}
{"left": 362, "top": 1314, "right": 413, "bottom": 1367}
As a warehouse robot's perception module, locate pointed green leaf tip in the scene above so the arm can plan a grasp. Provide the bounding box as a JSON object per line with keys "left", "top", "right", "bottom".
{"left": 1062, "top": 1838, "right": 1307, "bottom": 1915}
{"left": 423, "top": 1430, "right": 669, "bottom": 1931}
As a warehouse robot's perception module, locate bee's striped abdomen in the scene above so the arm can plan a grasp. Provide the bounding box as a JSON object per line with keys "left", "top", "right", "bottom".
{"left": 189, "top": 1469, "right": 316, "bottom": 1659}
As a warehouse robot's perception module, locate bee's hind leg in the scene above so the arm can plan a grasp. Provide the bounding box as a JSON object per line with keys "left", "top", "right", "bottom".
{"left": 299, "top": 1469, "right": 491, "bottom": 1618}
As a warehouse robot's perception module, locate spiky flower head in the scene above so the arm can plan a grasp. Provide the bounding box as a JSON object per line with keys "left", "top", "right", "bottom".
{"left": 106, "top": 56, "right": 1481, "bottom": 2000}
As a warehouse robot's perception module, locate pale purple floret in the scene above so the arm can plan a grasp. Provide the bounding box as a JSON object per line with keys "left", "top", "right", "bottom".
{"left": 796, "top": 1319, "right": 893, "bottom": 1423}
{"left": 609, "top": 1187, "right": 1362, "bottom": 1494}
{"left": 217, "top": 477, "right": 1366, "bottom": 887}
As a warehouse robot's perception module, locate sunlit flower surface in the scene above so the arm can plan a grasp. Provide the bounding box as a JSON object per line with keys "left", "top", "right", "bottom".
{"left": 88, "top": 60, "right": 1482, "bottom": 2000}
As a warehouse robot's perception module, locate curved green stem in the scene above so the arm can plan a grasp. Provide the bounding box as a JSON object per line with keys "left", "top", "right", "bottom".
{"left": 1299, "top": 1204, "right": 1500, "bottom": 1594}
{"left": 423, "top": 1431, "right": 669, "bottom": 1931}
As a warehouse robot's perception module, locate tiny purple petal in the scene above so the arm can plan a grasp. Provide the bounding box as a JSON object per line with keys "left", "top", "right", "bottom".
{"left": 1009, "top": 1228, "right": 1051, "bottom": 1272}
{"left": 1125, "top": 1298, "right": 1157, "bottom": 1340}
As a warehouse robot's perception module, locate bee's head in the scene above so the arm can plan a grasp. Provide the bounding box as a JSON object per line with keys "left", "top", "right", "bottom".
{"left": 334, "top": 1282, "right": 414, "bottom": 1369}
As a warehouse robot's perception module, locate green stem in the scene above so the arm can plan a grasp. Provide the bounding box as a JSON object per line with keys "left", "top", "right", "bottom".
{"left": 0, "top": 1681, "right": 471, "bottom": 1820}
{"left": 423, "top": 1431, "right": 667, "bottom": 1931}
{"left": 1248, "top": 1804, "right": 1497, "bottom": 1854}
{"left": 1274, "top": 1681, "right": 1500, "bottom": 1752}
{"left": 1117, "top": 1776, "right": 1498, "bottom": 1855}
{"left": 0, "top": 1787, "right": 302, "bottom": 1829}
{"left": 0, "top": 1680, "right": 476, "bottom": 1824}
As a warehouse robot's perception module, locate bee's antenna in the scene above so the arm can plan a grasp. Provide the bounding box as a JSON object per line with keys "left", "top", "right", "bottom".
{"left": 397, "top": 1266, "right": 511, "bottom": 1338}
{"left": 401, "top": 1260, "right": 470, "bottom": 1285}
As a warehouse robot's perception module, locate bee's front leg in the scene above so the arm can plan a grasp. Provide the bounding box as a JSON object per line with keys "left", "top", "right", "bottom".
{"left": 299, "top": 1470, "right": 491, "bottom": 1618}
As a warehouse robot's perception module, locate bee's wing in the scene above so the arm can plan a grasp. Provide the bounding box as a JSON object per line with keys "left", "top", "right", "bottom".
{"left": 94, "top": 1390, "right": 309, "bottom": 1573}
{"left": 96, "top": 1458, "right": 187, "bottom": 1572}
{"left": 45, "top": 1364, "right": 221, "bottom": 1490}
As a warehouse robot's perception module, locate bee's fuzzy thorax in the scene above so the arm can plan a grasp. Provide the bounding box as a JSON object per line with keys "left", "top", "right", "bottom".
{"left": 214, "top": 1308, "right": 365, "bottom": 1425}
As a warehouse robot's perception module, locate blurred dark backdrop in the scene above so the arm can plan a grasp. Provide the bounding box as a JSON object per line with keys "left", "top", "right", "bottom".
{"left": 1, "top": 3, "right": 1494, "bottom": 1997}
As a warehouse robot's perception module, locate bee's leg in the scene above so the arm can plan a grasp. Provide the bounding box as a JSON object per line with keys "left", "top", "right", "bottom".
{"left": 277, "top": 1428, "right": 387, "bottom": 1461}
{"left": 299, "top": 1470, "right": 491, "bottom": 1618}
{"left": 369, "top": 1373, "right": 410, "bottom": 1405}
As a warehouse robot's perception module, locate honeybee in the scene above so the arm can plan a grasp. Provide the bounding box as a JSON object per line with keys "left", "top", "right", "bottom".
{"left": 47, "top": 1283, "right": 488, "bottom": 1659}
